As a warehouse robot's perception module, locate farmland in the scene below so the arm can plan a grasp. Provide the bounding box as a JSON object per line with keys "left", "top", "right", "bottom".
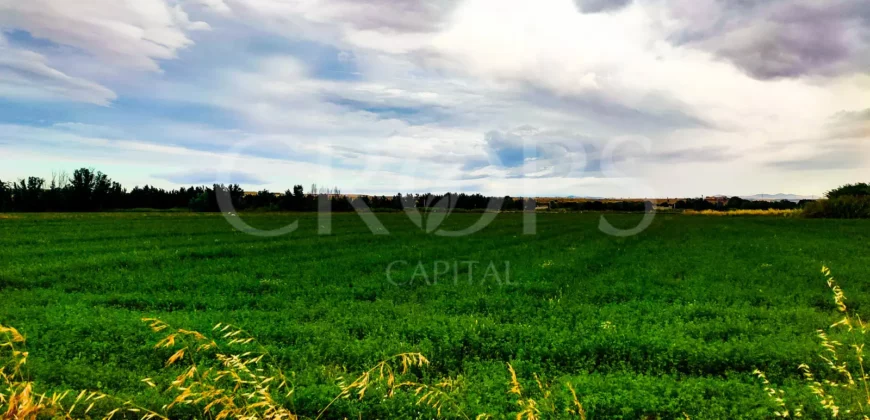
{"left": 2, "top": 212, "right": 870, "bottom": 418}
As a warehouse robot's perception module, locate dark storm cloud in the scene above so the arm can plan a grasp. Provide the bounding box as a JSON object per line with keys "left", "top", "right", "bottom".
{"left": 573, "top": 0, "right": 633, "bottom": 14}
{"left": 670, "top": 0, "right": 870, "bottom": 80}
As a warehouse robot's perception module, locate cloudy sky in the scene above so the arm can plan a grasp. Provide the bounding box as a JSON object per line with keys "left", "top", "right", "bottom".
{"left": 0, "top": 0, "right": 868, "bottom": 197}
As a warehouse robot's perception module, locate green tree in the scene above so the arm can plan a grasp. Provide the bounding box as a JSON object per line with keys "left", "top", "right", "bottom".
{"left": 726, "top": 196, "right": 745, "bottom": 210}
{"left": 826, "top": 183, "right": 870, "bottom": 199}
{"left": 105, "top": 181, "right": 126, "bottom": 209}
{"left": 68, "top": 168, "right": 112, "bottom": 211}
{"left": 252, "top": 189, "right": 276, "bottom": 209}
{"left": 188, "top": 190, "right": 211, "bottom": 212}
{"left": 11, "top": 177, "right": 45, "bottom": 211}
{"left": 0, "top": 179, "right": 11, "bottom": 211}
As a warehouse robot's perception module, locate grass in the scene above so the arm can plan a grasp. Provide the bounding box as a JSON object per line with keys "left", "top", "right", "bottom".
{"left": 1, "top": 212, "right": 870, "bottom": 418}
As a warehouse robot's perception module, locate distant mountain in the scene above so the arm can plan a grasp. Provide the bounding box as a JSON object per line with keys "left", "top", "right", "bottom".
{"left": 739, "top": 193, "right": 818, "bottom": 202}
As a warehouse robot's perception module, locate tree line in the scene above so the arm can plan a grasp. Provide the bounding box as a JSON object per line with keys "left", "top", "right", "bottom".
{"left": 547, "top": 196, "right": 811, "bottom": 212}
{"left": 6, "top": 167, "right": 856, "bottom": 215}
{"left": 0, "top": 168, "right": 536, "bottom": 212}
{"left": 804, "top": 183, "right": 870, "bottom": 219}
{"left": 672, "top": 197, "right": 811, "bottom": 211}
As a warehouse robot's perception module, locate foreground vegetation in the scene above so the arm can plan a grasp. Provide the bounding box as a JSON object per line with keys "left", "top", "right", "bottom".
{"left": 2, "top": 212, "right": 870, "bottom": 418}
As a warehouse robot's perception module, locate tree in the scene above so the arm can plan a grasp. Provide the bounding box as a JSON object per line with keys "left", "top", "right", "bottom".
{"left": 105, "top": 182, "right": 126, "bottom": 209}
{"left": 279, "top": 185, "right": 306, "bottom": 211}
{"left": 726, "top": 196, "right": 745, "bottom": 210}
{"left": 91, "top": 173, "right": 113, "bottom": 210}
{"left": 502, "top": 196, "right": 515, "bottom": 211}
{"left": 251, "top": 190, "right": 276, "bottom": 209}
{"left": 69, "top": 168, "right": 95, "bottom": 210}
{"left": 11, "top": 177, "right": 45, "bottom": 212}
{"left": 42, "top": 170, "right": 69, "bottom": 211}
{"left": 0, "top": 179, "right": 10, "bottom": 211}
{"left": 208, "top": 184, "right": 244, "bottom": 212}
{"left": 188, "top": 190, "right": 212, "bottom": 212}
{"left": 68, "top": 168, "right": 112, "bottom": 211}
{"left": 827, "top": 183, "right": 870, "bottom": 199}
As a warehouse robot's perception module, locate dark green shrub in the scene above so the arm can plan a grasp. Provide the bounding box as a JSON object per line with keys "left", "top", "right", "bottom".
{"left": 826, "top": 182, "right": 870, "bottom": 199}
{"left": 0, "top": 179, "right": 11, "bottom": 211}
{"left": 188, "top": 190, "right": 212, "bottom": 212}
{"left": 804, "top": 196, "right": 870, "bottom": 218}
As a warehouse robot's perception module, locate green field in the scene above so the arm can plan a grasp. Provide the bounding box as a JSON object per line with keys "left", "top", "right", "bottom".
{"left": 2, "top": 212, "right": 870, "bottom": 419}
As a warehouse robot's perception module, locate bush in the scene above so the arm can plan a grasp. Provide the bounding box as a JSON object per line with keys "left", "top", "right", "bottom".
{"left": 803, "top": 196, "right": 870, "bottom": 219}
{"left": 188, "top": 190, "right": 212, "bottom": 212}
{"left": 826, "top": 183, "right": 870, "bottom": 199}
{"left": 550, "top": 200, "right": 650, "bottom": 212}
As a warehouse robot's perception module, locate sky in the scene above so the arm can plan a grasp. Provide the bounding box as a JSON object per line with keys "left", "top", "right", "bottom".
{"left": 0, "top": 0, "right": 868, "bottom": 198}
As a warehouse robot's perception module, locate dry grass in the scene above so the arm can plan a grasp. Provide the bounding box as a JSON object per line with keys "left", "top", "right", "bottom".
{"left": 0, "top": 318, "right": 608, "bottom": 420}
{"left": 753, "top": 266, "right": 870, "bottom": 419}
{"left": 752, "top": 369, "right": 801, "bottom": 418}
{"left": 1, "top": 325, "right": 163, "bottom": 420}
{"left": 2, "top": 318, "right": 500, "bottom": 419}
{"left": 797, "top": 266, "right": 870, "bottom": 418}
{"left": 684, "top": 209, "right": 802, "bottom": 217}
{"left": 143, "top": 318, "right": 489, "bottom": 420}
{"left": 316, "top": 352, "right": 479, "bottom": 420}
{"left": 0, "top": 317, "right": 599, "bottom": 419}
{"left": 506, "top": 363, "right": 586, "bottom": 420}
{"left": 142, "top": 318, "right": 296, "bottom": 420}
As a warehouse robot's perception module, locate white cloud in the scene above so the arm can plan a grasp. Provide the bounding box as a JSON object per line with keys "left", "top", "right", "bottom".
{"left": 227, "top": 0, "right": 458, "bottom": 33}
{"left": 187, "top": 0, "right": 233, "bottom": 15}
{"left": 0, "top": 0, "right": 208, "bottom": 72}
{"left": 1, "top": 0, "right": 868, "bottom": 196}
{"left": 0, "top": 36, "right": 117, "bottom": 105}
{"left": 428, "top": 0, "right": 837, "bottom": 134}
{"left": 219, "top": 0, "right": 861, "bottom": 147}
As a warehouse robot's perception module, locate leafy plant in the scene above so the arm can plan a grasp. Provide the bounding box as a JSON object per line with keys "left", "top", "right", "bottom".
{"left": 804, "top": 197, "right": 870, "bottom": 219}
{"left": 826, "top": 184, "right": 870, "bottom": 199}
